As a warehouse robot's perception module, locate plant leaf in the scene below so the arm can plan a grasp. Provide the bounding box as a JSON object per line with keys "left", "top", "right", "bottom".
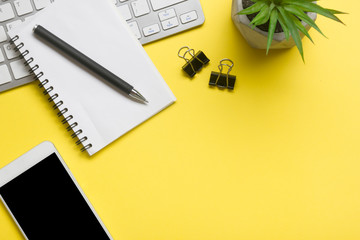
{"left": 282, "top": 0, "right": 344, "bottom": 24}
{"left": 266, "top": 9, "right": 279, "bottom": 55}
{"left": 277, "top": 6, "right": 304, "bottom": 61}
{"left": 250, "top": 4, "right": 270, "bottom": 26}
{"left": 283, "top": 5, "right": 326, "bottom": 38}
{"left": 289, "top": 14, "right": 313, "bottom": 43}
{"left": 238, "top": 1, "right": 266, "bottom": 15}
{"left": 255, "top": 3, "right": 276, "bottom": 26}
{"left": 277, "top": 13, "right": 289, "bottom": 41}
{"left": 326, "top": 8, "right": 348, "bottom": 15}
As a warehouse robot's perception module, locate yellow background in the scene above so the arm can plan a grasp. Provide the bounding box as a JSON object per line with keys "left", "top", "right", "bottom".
{"left": 1, "top": 0, "right": 359, "bottom": 239}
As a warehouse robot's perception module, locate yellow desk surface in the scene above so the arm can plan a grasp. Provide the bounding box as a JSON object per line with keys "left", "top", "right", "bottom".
{"left": 1, "top": 0, "right": 359, "bottom": 239}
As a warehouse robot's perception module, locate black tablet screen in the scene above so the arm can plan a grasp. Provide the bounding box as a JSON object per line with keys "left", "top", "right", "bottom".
{"left": 0, "top": 153, "right": 111, "bottom": 240}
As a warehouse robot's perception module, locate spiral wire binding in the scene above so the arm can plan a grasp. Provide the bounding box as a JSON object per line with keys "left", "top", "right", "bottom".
{"left": 10, "top": 35, "right": 92, "bottom": 152}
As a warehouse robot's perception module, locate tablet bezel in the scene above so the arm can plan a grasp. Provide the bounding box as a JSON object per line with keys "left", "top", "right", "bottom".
{"left": 0, "top": 141, "right": 58, "bottom": 188}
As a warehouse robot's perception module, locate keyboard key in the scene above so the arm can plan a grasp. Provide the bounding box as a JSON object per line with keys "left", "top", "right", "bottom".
{"left": 0, "top": 65, "right": 12, "bottom": 85}
{"left": 180, "top": 10, "right": 198, "bottom": 24}
{"left": 128, "top": 21, "right": 141, "bottom": 39}
{"left": 0, "top": 3, "right": 15, "bottom": 22}
{"left": 161, "top": 17, "right": 179, "bottom": 30}
{"left": 0, "top": 26, "right": 7, "bottom": 42}
{"left": 150, "top": 0, "right": 185, "bottom": 11}
{"left": 158, "top": 8, "right": 176, "bottom": 21}
{"left": 25, "top": 15, "right": 35, "bottom": 22}
{"left": 143, "top": 23, "right": 160, "bottom": 37}
{"left": 33, "top": 0, "right": 53, "bottom": 10}
{"left": 14, "top": 0, "right": 34, "bottom": 16}
{"left": 10, "top": 59, "right": 31, "bottom": 79}
{"left": 131, "top": 0, "right": 150, "bottom": 17}
{"left": 3, "top": 43, "right": 20, "bottom": 60}
{"left": 0, "top": 50, "right": 4, "bottom": 63}
{"left": 6, "top": 20, "right": 22, "bottom": 32}
{"left": 117, "top": 4, "right": 132, "bottom": 21}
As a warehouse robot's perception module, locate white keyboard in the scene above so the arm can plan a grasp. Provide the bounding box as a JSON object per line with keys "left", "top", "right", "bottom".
{"left": 0, "top": 0, "right": 205, "bottom": 92}
{"left": 116, "top": 0, "right": 204, "bottom": 44}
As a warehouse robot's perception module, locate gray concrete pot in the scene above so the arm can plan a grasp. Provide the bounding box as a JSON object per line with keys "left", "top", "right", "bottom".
{"left": 231, "top": 0, "right": 317, "bottom": 49}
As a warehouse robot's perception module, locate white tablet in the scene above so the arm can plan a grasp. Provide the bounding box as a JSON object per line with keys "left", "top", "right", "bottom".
{"left": 0, "top": 141, "right": 113, "bottom": 239}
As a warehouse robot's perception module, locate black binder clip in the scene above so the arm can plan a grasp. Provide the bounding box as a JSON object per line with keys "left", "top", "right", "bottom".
{"left": 178, "top": 46, "right": 210, "bottom": 78}
{"left": 209, "top": 59, "right": 236, "bottom": 90}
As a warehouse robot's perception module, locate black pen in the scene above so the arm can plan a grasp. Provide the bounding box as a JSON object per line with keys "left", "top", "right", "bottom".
{"left": 33, "top": 25, "right": 148, "bottom": 103}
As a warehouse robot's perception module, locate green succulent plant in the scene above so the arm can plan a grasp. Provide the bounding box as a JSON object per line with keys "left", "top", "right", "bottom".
{"left": 238, "top": 0, "right": 345, "bottom": 61}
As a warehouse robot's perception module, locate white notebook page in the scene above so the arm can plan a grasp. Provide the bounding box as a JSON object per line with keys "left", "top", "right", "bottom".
{"left": 8, "top": 0, "right": 176, "bottom": 155}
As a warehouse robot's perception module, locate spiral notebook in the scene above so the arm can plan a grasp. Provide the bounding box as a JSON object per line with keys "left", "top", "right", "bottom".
{"left": 8, "top": 0, "right": 176, "bottom": 156}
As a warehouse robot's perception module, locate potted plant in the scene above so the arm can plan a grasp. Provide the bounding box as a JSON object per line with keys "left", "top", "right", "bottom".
{"left": 232, "top": 0, "right": 345, "bottom": 61}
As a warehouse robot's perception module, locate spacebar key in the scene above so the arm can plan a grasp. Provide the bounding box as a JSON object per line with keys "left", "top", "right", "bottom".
{"left": 150, "top": 0, "right": 186, "bottom": 11}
